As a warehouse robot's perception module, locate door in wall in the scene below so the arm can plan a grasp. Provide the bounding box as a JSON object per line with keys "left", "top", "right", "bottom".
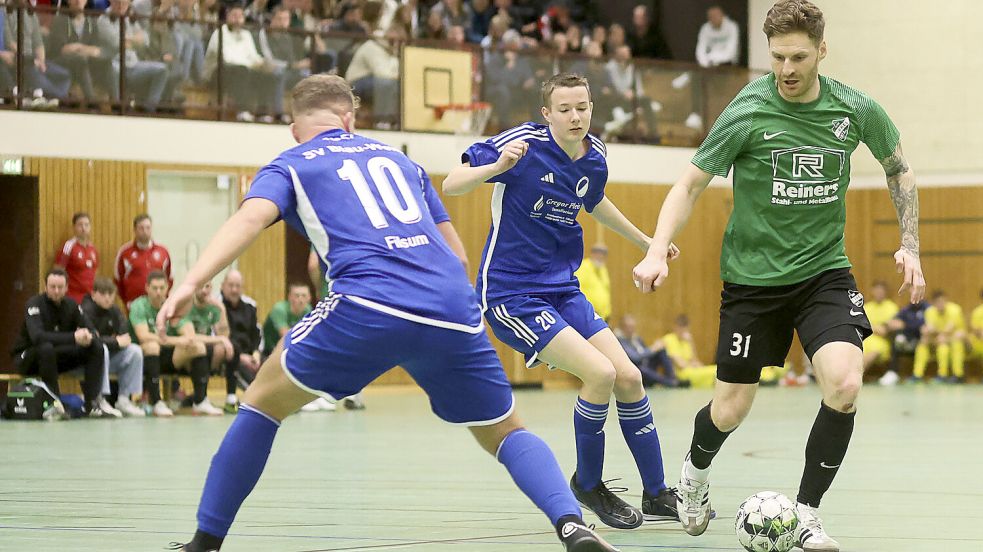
{"left": 0, "top": 175, "right": 40, "bottom": 372}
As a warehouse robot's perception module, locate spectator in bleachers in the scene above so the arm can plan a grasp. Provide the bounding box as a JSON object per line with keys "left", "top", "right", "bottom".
{"left": 860, "top": 281, "right": 899, "bottom": 381}
{"left": 695, "top": 4, "right": 739, "bottom": 68}
{"left": 626, "top": 3, "right": 671, "bottom": 59}
{"left": 199, "top": 0, "right": 221, "bottom": 25}
{"left": 53, "top": 212, "right": 99, "bottom": 304}
{"left": 605, "top": 22, "right": 625, "bottom": 56}
{"left": 605, "top": 44, "right": 658, "bottom": 139}
{"left": 2, "top": 0, "right": 71, "bottom": 106}
{"left": 507, "top": 0, "right": 542, "bottom": 40}
{"left": 205, "top": 4, "right": 285, "bottom": 122}
{"left": 173, "top": 0, "right": 207, "bottom": 84}
{"left": 47, "top": 0, "right": 103, "bottom": 106}
{"left": 244, "top": 0, "right": 270, "bottom": 23}
{"left": 219, "top": 270, "right": 261, "bottom": 395}
{"left": 261, "top": 282, "right": 312, "bottom": 359}
{"left": 885, "top": 298, "right": 927, "bottom": 383}
{"left": 94, "top": 0, "right": 169, "bottom": 112}
{"left": 147, "top": 0, "right": 187, "bottom": 107}
{"left": 913, "top": 290, "right": 967, "bottom": 383}
{"left": 422, "top": 7, "right": 446, "bottom": 40}
{"left": 12, "top": 268, "right": 106, "bottom": 417}
{"left": 186, "top": 280, "right": 239, "bottom": 412}
{"left": 468, "top": 0, "right": 493, "bottom": 43}
{"left": 662, "top": 314, "right": 716, "bottom": 388}
{"left": 615, "top": 314, "right": 682, "bottom": 388}
{"left": 130, "top": 270, "right": 222, "bottom": 416}
{"left": 589, "top": 23, "right": 605, "bottom": 52}
{"left": 574, "top": 243, "right": 611, "bottom": 322}
{"left": 82, "top": 277, "right": 145, "bottom": 417}
{"left": 259, "top": 5, "right": 312, "bottom": 95}
{"left": 346, "top": 21, "right": 404, "bottom": 128}
{"left": 483, "top": 28, "right": 534, "bottom": 131}
{"left": 329, "top": 0, "right": 367, "bottom": 34}
{"left": 479, "top": 12, "right": 509, "bottom": 53}
{"left": 0, "top": 5, "right": 11, "bottom": 99}
{"left": 431, "top": 0, "right": 469, "bottom": 30}
{"left": 446, "top": 24, "right": 466, "bottom": 46}
{"left": 114, "top": 213, "right": 172, "bottom": 307}
{"left": 565, "top": 24, "right": 582, "bottom": 54}
{"left": 566, "top": 41, "right": 614, "bottom": 134}
{"left": 970, "top": 289, "right": 983, "bottom": 363}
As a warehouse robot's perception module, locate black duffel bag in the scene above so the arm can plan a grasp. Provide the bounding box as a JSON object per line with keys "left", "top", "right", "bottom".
{"left": 2, "top": 379, "right": 61, "bottom": 420}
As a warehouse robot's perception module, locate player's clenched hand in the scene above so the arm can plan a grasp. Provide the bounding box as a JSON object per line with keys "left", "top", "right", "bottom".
{"left": 895, "top": 248, "right": 926, "bottom": 304}
{"left": 632, "top": 255, "right": 669, "bottom": 294}
{"left": 156, "top": 282, "right": 195, "bottom": 334}
{"left": 494, "top": 140, "right": 528, "bottom": 174}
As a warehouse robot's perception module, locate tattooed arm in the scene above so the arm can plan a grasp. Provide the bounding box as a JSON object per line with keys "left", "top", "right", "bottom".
{"left": 880, "top": 142, "right": 926, "bottom": 303}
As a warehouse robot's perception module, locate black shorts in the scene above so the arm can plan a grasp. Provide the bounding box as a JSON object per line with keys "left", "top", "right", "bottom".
{"left": 715, "top": 268, "right": 872, "bottom": 384}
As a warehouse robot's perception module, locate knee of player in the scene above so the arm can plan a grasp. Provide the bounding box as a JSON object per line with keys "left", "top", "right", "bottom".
{"left": 585, "top": 361, "right": 617, "bottom": 391}
{"left": 829, "top": 376, "right": 862, "bottom": 408}
{"left": 712, "top": 398, "right": 752, "bottom": 430}
{"left": 613, "top": 366, "right": 643, "bottom": 395}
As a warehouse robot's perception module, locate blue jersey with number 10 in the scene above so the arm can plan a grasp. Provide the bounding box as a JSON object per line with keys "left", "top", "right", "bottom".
{"left": 246, "top": 129, "right": 481, "bottom": 329}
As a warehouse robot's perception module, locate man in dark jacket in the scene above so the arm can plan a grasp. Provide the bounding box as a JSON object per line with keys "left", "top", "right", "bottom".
{"left": 12, "top": 268, "right": 107, "bottom": 416}
{"left": 614, "top": 314, "right": 684, "bottom": 388}
{"left": 82, "top": 277, "right": 145, "bottom": 416}
{"left": 219, "top": 270, "right": 261, "bottom": 410}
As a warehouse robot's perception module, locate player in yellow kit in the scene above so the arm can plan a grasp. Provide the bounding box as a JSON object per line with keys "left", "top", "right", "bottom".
{"left": 969, "top": 290, "right": 983, "bottom": 361}
{"left": 913, "top": 290, "right": 966, "bottom": 383}
{"left": 861, "top": 282, "right": 899, "bottom": 383}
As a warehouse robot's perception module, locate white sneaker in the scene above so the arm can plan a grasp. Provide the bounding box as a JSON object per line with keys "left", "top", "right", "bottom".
{"left": 152, "top": 400, "right": 174, "bottom": 417}
{"left": 42, "top": 399, "right": 66, "bottom": 421}
{"left": 342, "top": 394, "right": 365, "bottom": 410}
{"left": 796, "top": 503, "right": 840, "bottom": 551}
{"left": 116, "top": 397, "right": 146, "bottom": 417}
{"left": 236, "top": 111, "right": 255, "bottom": 122}
{"left": 878, "top": 370, "right": 900, "bottom": 386}
{"left": 676, "top": 455, "right": 712, "bottom": 536}
{"left": 97, "top": 397, "right": 123, "bottom": 418}
{"left": 672, "top": 71, "right": 691, "bottom": 89}
{"left": 192, "top": 399, "right": 224, "bottom": 416}
{"left": 300, "top": 397, "right": 336, "bottom": 412}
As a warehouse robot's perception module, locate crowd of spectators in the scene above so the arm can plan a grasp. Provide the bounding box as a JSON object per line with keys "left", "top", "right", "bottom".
{"left": 10, "top": 211, "right": 363, "bottom": 420}
{"left": 2, "top": 0, "right": 742, "bottom": 137}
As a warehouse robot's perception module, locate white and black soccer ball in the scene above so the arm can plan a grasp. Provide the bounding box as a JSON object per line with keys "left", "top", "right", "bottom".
{"left": 735, "top": 491, "right": 798, "bottom": 552}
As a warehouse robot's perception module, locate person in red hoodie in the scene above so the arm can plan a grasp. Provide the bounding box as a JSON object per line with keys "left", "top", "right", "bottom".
{"left": 114, "top": 214, "right": 172, "bottom": 306}
{"left": 54, "top": 212, "right": 98, "bottom": 304}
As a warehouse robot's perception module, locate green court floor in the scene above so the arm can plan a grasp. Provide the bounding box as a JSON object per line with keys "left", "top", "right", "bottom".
{"left": 1, "top": 385, "right": 981, "bottom": 551}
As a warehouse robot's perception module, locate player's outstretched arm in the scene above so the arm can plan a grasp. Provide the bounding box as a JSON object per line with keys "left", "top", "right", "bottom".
{"left": 156, "top": 198, "right": 279, "bottom": 333}
{"left": 880, "top": 142, "right": 926, "bottom": 303}
{"left": 632, "top": 164, "right": 713, "bottom": 293}
{"left": 589, "top": 196, "right": 652, "bottom": 252}
{"left": 442, "top": 140, "right": 528, "bottom": 195}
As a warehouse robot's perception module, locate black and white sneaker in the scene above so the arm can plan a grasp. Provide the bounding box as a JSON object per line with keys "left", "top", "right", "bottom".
{"left": 570, "top": 474, "right": 643, "bottom": 529}
{"left": 642, "top": 487, "right": 679, "bottom": 521}
{"left": 558, "top": 521, "right": 621, "bottom": 552}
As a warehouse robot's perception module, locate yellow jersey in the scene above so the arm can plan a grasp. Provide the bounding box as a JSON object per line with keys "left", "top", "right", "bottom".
{"left": 663, "top": 332, "right": 695, "bottom": 363}
{"left": 865, "top": 299, "right": 899, "bottom": 328}
{"left": 575, "top": 260, "right": 611, "bottom": 320}
{"left": 925, "top": 302, "right": 965, "bottom": 331}
{"left": 971, "top": 304, "right": 983, "bottom": 331}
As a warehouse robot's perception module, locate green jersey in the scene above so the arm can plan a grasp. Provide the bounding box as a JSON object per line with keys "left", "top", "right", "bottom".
{"left": 692, "top": 74, "right": 900, "bottom": 286}
{"left": 262, "top": 300, "right": 311, "bottom": 354}
{"left": 128, "top": 295, "right": 188, "bottom": 340}
{"left": 187, "top": 302, "right": 222, "bottom": 335}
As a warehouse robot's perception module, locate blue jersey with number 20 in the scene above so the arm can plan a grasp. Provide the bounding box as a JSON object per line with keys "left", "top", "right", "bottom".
{"left": 246, "top": 129, "right": 481, "bottom": 330}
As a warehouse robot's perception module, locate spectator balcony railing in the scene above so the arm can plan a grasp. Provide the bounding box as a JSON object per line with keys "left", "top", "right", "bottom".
{"left": 1, "top": 4, "right": 764, "bottom": 147}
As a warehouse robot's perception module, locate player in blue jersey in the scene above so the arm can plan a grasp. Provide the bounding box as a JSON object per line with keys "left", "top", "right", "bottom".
{"left": 158, "top": 75, "right": 618, "bottom": 552}
{"left": 443, "top": 73, "right": 682, "bottom": 529}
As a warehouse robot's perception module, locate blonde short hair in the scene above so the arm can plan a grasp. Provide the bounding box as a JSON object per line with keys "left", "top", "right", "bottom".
{"left": 291, "top": 74, "right": 360, "bottom": 117}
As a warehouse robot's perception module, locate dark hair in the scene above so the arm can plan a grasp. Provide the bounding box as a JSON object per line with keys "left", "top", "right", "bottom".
{"left": 147, "top": 270, "right": 168, "bottom": 285}
{"left": 270, "top": 4, "right": 288, "bottom": 15}
{"left": 93, "top": 276, "right": 117, "bottom": 295}
{"left": 931, "top": 289, "right": 946, "bottom": 300}
{"left": 46, "top": 267, "right": 68, "bottom": 282}
{"left": 72, "top": 211, "right": 90, "bottom": 225}
{"left": 288, "top": 282, "right": 311, "bottom": 293}
{"left": 291, "top": 74, "right": 359, "bottom": 117}
{"left": 133, "top": 213, "right": 151, "bottom": 227}
{"left": 675, "top": 314, "right": 690, "bottom": 327}
{"left": 763, "top": 0, "right": 825, "bottom": 45}
{"left": 872, "top": 280, "right": 888, "bottom": 289}
{"left": 541, "top": 72, "right": 591, "bottom": 108}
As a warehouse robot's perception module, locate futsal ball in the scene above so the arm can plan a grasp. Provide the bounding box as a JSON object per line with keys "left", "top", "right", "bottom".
{"left": 735, "top": 491, "right": 798, "bottom": 552}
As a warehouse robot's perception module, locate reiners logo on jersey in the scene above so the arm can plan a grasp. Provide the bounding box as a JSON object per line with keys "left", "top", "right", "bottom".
{"left": 831, "top": 117, "right": 850, "bottom": 141}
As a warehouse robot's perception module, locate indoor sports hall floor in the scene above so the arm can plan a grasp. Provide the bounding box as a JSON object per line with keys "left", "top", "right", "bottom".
{"left": 1, "top": 385, "right": 981, "bottom": 551}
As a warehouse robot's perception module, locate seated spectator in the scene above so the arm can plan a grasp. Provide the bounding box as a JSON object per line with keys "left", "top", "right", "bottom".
{"left": 205, "top": 4, "right": 286, "bottom": 122}
{"left": 885, "top": 298, "right": 927, "bottom": 382}
{"left": 860, "top": 281, "right": 899, "bottom": 382}
{"left": 0, "top": 6, "right": 11, "bottom": 99}
{"left": 345, "top": 22, "right": 404, "bottom": 128}
{"left": 94, "top": 0, "right": 169, "bottom": 112}
{"left": 480, "top": 12, "right": 510, "bottom": 55}
{"left": 567, "top": 41, "right": 615, "bottom": 135}
{"left": 565, "top": 24, "right": 583, "bottom": 54}
{"left": 468, "top": 0, "right": 493, "bottom": 43}
{"left": 422, "top": 8, "right": 447, "bottom": 40}
{"left": 259, "top": 5, "right": 312, "bottom": 96}
{"left": 662, "top": 314, "right": 716, "bottom": 388}
{"left": 261, "top": 282, "right": 312, "bottom": 358}
{"left": 913, "top": 290, "right": 966, "bottom": 383}
{"left": 447, "top": 24, "right": 467, "bottom": 46}
{"left": 329, "top": 0, "right": 367, "bottom": 35}
{"left": 82, "top": 277, "right": 145, "bottom": 417}
{"left": 146, "top": 0, "right": 187, "bottom": 106}
{"left": 220, "top": 270, "right": 261, "bottom": 395}
{"left": 46, "top": 0, "right": 103, "bottom": 106}
{"left": 605, "top": 44, "right": 658, "bottom": 140}
{"left": 614, "top": 314, "right": 682, "bottom": 388}
{"left": 432, "top": 0, "right": 471, "bottom": 30}
{"left": 173, "top": 0, "right": 207, "bottom": 84}
{"left": 129, "top": 270, "right": 222, "bottom": 416}
{"left": 115, "top": 214, "right": 172, "bottom": 307}
{"left": 2, "top": 0, "right": 71, "bottom": 106}
{"left": 696, "top": 4, "right": 739, "bottom": 68}
{"left": 244, "top": 0, "right": 271, "bottom": 24}
{"left": 589, "top": 23, "right": 605, "bottom": 53}
{"left": 626, "top": 3, "right": 671, "bottom": 59}
{"left": 11, "top": 269, "right": 106, "bottom": 418}
{"left": 605, "top": 22, "right": 625, "bottom": 55}
{"left": 574, "top": 243, "right": 610, "bottom": 322}
{"left": 54, "top": 212, "right": 99, "bottom": 305}
{"left": 483, "top": 29, "right": 535, "bottom": 131}
{"left": 186, "top": 281, "right": 238, "bottom": 412}
{"left": 970, "top": 289, "right": 983, "bottom": 362}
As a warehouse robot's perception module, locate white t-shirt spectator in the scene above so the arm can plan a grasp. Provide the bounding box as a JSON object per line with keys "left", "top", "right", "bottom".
{"left": 695, "top": 16, "right": 739, "bottom": 67}
{"left": 205, "top": 24, "right": 265, "bottom": 75}
{"left": 345, "top": 39, "right": 399, "bottom": 82}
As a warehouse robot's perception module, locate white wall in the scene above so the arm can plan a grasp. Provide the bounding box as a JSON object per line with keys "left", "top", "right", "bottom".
{"left": 749, "top": 0, "right": 983, "bottom": 175}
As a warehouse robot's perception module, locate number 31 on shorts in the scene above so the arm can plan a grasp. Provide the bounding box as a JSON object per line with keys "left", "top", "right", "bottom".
{"left": 730, "top": 332, "right": 751, "bottom": 358}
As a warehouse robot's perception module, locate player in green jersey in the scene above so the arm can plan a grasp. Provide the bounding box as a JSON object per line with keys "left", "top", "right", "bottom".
{"left": 632, "top": 2, "right": 925, "bottom": 551}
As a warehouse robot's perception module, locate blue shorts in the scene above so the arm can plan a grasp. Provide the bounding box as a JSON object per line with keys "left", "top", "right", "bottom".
{"left": 485, "top": 290, "right": 609, "bottom": 367}
{"left": 282, "top": 294, "right": 514, "bottom": 426}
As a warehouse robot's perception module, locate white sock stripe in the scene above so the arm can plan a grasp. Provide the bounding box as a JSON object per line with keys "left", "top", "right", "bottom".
{"left": 574, "top": 405, "right": 609, "bottom": 420}
{"left": 491, "top": 306, "right": 535, "bottom": 347}
{"left": 618, "top": 405, "right": 652, "bottom": 416}
{"left": 619, "top": 413, "right": 654, "bottom": 422}
{"left": 576, "top": 401, "right": 610, "bottom": 414}
{"left": 497, "top": 305, "right": 538, "bottom": 343}
{"left": 239, "top": 404, "right": 281, "bottom": 427}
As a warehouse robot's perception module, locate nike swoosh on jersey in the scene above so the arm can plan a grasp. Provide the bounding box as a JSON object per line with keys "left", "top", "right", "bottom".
{"left": 763, "top": 130, "right": 787, "bottom": 140}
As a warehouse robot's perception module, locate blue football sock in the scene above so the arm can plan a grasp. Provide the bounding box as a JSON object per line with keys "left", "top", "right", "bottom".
{"left": 573, "top": 397, "right": 608, "bottom": 490}
{"left": 617, "top": 396, "right": 667, "bottom": 494}
{"left": 497, "top": 429, "right": 582, "bottom": 525}
{"left": 196, "top": 404, "right": 280, "bottom": 538}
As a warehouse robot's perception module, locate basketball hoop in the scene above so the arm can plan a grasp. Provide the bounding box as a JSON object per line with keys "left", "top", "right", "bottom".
{"left": 432, "top": 102, "right": 493, "bottom": 135}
